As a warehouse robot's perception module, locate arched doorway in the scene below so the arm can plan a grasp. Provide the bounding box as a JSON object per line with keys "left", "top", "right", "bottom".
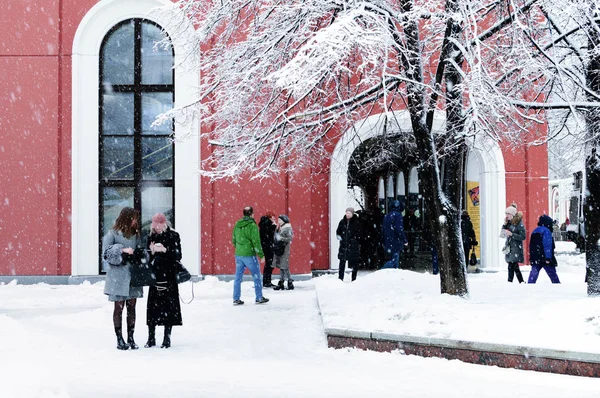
{"left": 329, "top": 111, "right": 506, "bottom": 271}
{"left": 345, "top": 131, "right": 429, "bottom": 270}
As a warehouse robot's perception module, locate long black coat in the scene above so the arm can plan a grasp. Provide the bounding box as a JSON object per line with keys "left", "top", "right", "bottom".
{"left": 336, "top": 215, "right": 362, "bottom": 263}
{"left": 146, "top": 227, "right": 182, "bottom": 326}
{"left": 259, "top": 216, "right": 276, "bottom": 257}
{"left": 461, "top": 214, "right": 476, "bottom": 255}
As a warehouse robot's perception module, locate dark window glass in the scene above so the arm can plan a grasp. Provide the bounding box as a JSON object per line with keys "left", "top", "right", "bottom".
{"left": 142, "top": 137, "right": 173, "bottom": 180}
{"left": 101, "top": 21, "right": 135, "bottom": 85}
{"left": 142, "top": 93, "right": 173, "bottom": 135}
{"left": 142, "top": 23, "right": 173, "bottom": 85}
{"left": 102, "top": 93, "right": 135, "bottom": 135}
{"left": 102, "top": 137, "right": 134, "bottom": 180}
{"left": 102, "top": 187, "right": 134, "bottom": 237}
{"left": 99, "top": 19, "right": 175, "bottom": 272}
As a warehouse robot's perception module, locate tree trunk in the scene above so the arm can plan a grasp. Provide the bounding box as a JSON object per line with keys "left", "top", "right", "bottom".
{"left": 439, "top": 145, "right": 468, "bottom": 296}
{"left": 438, "top": 0, "right": 468, "bottom": 296}
{"left": 585, "top": 147, "right": 600, "bottom": 295}
{"left": 398, "top": 0, "right": 468, "bottom": 296}
{"left": 585, "top": 18, "right": 600, "bottom": 296}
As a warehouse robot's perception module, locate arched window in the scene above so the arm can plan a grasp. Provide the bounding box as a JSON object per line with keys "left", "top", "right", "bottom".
{"left": 552, "top": 187, "right": 560, "bottom": 220}
{"left": 99, "top": 19, "right": 174, "bottom": 269}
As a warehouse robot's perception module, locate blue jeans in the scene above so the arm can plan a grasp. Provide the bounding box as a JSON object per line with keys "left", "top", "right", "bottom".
{"left": 233, "top": 256, "right": 264, "bottom": 301}
{"left": 381, "top": 252, "right": 400, "bottom": 269}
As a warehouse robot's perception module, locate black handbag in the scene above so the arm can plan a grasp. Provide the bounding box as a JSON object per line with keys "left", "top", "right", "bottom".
{"left": 175, "top": 261, "right": 192, "bottom": 284}
{"left": 129, "top": 249, "right": 156, "bottom": 287}
{"left": 469, "top": 250, "right": 478, "bottom": 266}
{"left": 130, "top": 263, "right": 156, "bottom": 287}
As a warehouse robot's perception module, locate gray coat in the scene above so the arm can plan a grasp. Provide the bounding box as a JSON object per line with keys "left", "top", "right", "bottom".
{"left": 503, "top": 213, "right": 526, "bottom": 263}
{"left": 274, "top": 223, "right": 293, "bottom": 270}
{"left": 102, "top": 229, "right": 144, "bottom": 299}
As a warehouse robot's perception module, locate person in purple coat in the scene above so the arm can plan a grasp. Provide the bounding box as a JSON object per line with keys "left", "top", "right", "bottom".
{"left": 528, "top": 214, "right": 561, "bottom": 284}
{"left": 381, "top": 200, "right": 408, "bottom": 269}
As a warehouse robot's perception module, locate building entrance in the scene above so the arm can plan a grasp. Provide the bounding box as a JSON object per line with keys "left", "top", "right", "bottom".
{"left": 329, "top": 111, "right": 506, "bottom": 271}
{"left": 346, "top": 133, "right": 437, "bottom": 271}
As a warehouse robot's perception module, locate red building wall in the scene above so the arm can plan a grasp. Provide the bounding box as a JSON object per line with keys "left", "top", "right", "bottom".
{"left": 0, "top": 0, "right": 548, "bottom": 276}
{"left": 1, "top": 1, "right": 61, "bottom": 275}
{"left": 504, "top": 127, "right": 549, "bottom": 263}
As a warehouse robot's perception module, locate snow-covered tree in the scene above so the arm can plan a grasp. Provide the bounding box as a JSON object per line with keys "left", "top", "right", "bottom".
{"left": 159, "top": 0, "right": 554, "bottom": 296}
{"left": 563, "top": 4, "right": 600, "bottom": 296}
{"left": 488, "top": 1, "right": 600, "bottom": 295}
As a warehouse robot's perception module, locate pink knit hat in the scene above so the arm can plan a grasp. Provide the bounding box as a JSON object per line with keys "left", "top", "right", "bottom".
{"left": 151, "top": 213, "right": 167, "bottom": 224}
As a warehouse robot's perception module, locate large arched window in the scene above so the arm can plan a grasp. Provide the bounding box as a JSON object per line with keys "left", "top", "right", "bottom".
{"left": 99, "top": 19, "right": 174, "bottom": 268}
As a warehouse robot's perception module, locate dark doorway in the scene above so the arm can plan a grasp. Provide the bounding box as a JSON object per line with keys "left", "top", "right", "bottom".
{"left": 347, "top": 132, "right": 434, "bottom": 272}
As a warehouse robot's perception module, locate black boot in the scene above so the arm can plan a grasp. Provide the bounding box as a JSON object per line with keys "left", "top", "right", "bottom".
{"left": 115, "top": 327, "right": 129, "bottom": 350}
{"left": 287, "top": 280, "right": 294, "bottom": 290}
{"left": 161, "top": 325, "right": 172, "bottom": 349}
{"left": 144, "top": 325, "right": 156, "bottom": 348}
{"left": 273, "top": 280, "right": 285, "bottom": 290}
{"left": 127, "top": 327, "right": 138, "bottom": 350}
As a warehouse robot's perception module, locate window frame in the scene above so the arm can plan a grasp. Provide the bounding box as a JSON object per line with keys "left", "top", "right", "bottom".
{"left": 98, "top": 19, "right": 175, "bottom": 272}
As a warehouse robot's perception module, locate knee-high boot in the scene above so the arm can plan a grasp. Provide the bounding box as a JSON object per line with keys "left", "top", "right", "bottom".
{"left": 127, "top": 326, "right": 139, "bottom": 350}
{"left": 145, "top": 325, "right": 156, "bottom": 348}
{"left": 161, "top": 325, "right": 172, "bottom": 349}
{"left": 115, "top": 327, "right": 129, "bottom": 350}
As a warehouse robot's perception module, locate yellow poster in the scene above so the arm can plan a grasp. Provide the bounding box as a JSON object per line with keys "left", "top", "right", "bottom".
{"left": 466, "top": 181, "right": 480, "bottom": 257}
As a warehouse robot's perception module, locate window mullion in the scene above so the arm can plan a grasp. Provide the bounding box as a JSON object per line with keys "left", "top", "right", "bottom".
{"left": 133, "top": 20, "right": 143, "bottom": 212}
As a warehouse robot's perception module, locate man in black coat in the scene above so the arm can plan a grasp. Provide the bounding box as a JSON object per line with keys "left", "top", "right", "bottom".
{"left": 336, "top": 207, "right": 362, "bottom": 281}
{"left": 259, "top": 212, "right": 277, "bottom": 288}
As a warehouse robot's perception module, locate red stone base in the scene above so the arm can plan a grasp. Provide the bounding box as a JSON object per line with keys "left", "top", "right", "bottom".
{"left": 327, "top": 336, "right": 600, "bottom": 378}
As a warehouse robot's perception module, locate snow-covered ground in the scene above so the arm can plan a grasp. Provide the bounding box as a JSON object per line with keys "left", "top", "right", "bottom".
{"left": 2, "top": 241, "right": 600, "bottom": 397}
{"left": 317, "top": 241, "right": 600, "bottom": 354}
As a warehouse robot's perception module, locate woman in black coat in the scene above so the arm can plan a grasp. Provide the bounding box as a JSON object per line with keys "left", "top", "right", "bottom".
{"left": 461, "top": 211, "right": 477, "bottom": 265}
{"left": 336, "top": 207, "right": 362, "bottom": 281}
{"left": 259, "top": 212, "right": 277, "bottom": 288}
{"left": 145, "top": 213, "right": 183, "bottom": 349}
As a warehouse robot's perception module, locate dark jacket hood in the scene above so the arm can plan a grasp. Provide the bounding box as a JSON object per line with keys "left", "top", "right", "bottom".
{"left": 538, "top": 214, "right": 553, "bottom": 230}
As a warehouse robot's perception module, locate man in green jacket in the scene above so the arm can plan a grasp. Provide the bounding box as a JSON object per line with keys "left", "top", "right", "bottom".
{"left": 232, "top": 206, "right": 269, "bottom": 305}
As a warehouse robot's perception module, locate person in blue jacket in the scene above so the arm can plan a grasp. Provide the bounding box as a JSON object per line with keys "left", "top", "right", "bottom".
{"left": 381, "top": 200, "right": 408, "bottom": 269}
{"left": 528, "top": 214, "right": 561, "bottom": 284}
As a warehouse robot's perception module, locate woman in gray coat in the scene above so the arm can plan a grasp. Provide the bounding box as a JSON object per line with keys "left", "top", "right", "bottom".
{"left": 501, "top": 206, "right": 526, "bottom": 283}
{"left": 103, "top": 207, "right": 144, "bottom": 350}
{"left": 273, "top": 215, "right": 294, "bottom": 290}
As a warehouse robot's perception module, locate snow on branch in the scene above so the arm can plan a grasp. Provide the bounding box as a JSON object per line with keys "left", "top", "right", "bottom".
{"left": 268, "top": 6, "right": 393, "bottom": 97}
{"left": 153, "top": 0, "right": 597, "bottom": 178}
